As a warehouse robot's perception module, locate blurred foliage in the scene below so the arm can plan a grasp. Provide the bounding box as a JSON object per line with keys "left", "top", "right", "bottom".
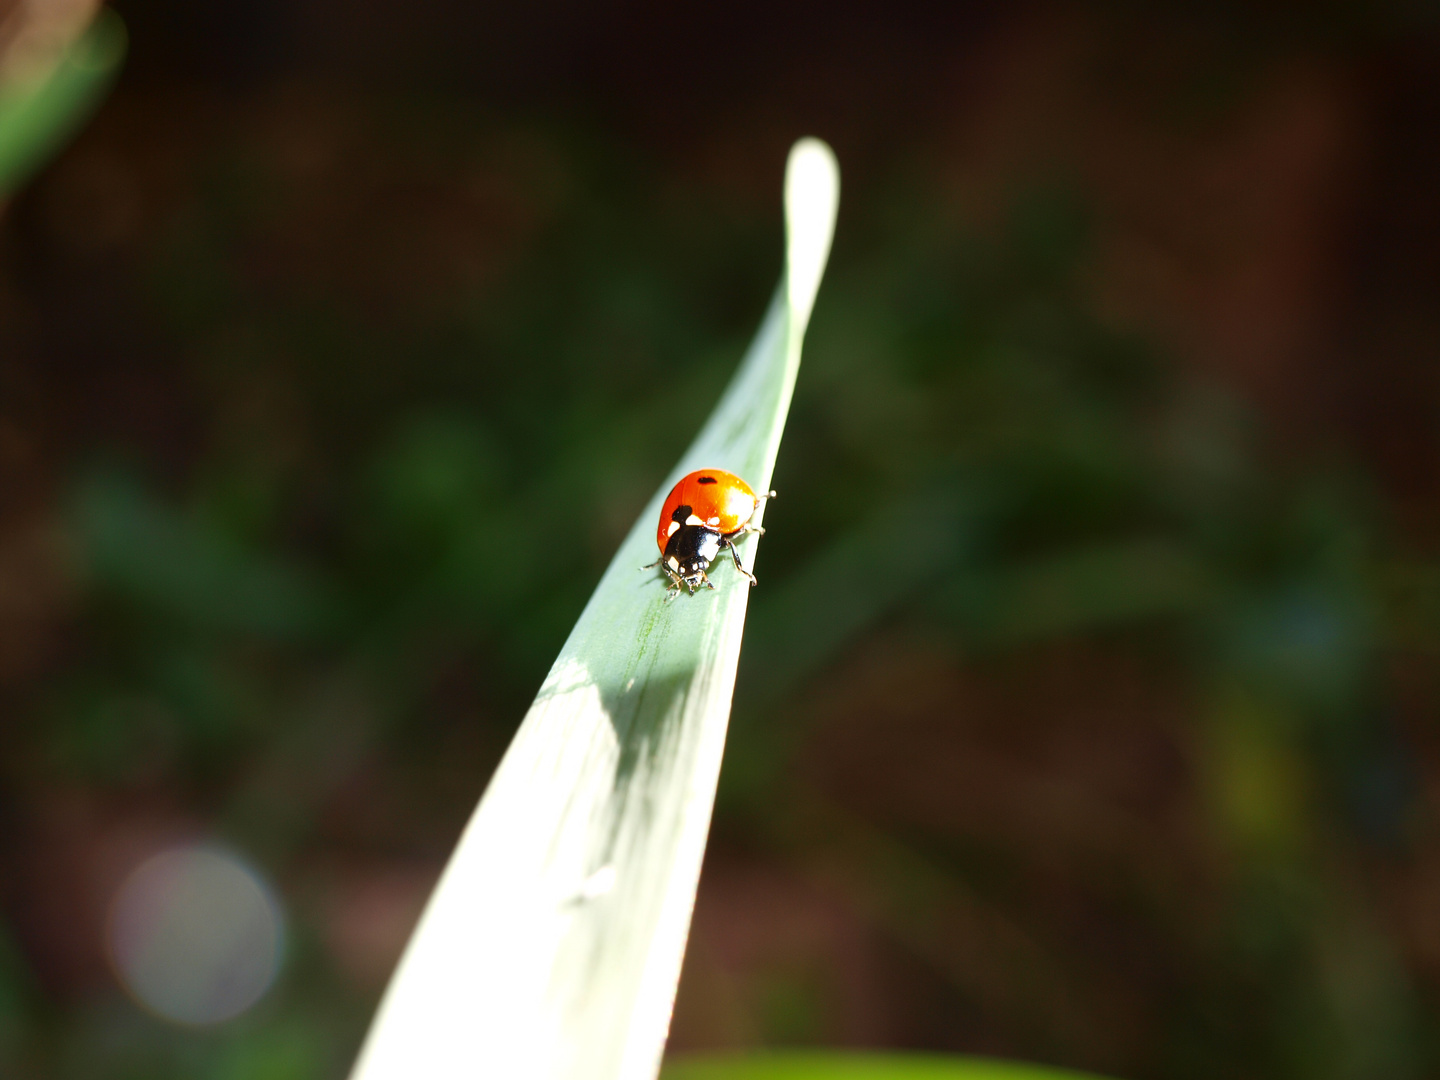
{"left": 0, "top": 8, "right": 125, "bottom": 197}
{"left": 662, "top": 1051, "right": 1113, "bottom": 1080}
{"left": 2, "top": 4, "right": 1439, "bottom": 1079}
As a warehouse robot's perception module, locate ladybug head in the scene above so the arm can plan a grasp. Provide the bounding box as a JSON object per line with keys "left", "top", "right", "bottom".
{"left": 662, "top": 504, "right": 722, "bottom": 580}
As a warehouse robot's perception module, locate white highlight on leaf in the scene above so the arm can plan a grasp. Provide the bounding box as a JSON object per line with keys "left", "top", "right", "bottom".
{"left": 350, "top": 657, "right": 616, "bottom": 1079}
{"left": 576, "top": 865, "right": 617, "bottom": 901}
{"left": 784, "top": 138, "right": 839, "bottom": 333}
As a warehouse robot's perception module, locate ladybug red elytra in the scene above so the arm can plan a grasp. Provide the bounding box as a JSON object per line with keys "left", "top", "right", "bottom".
{"left": 643, "top": 468, "right": 774, "bottom": 597}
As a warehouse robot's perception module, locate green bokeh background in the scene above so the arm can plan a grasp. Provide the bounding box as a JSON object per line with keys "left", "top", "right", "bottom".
{"left": 2, "top": 2, "right": 1439, "bottom": 1078}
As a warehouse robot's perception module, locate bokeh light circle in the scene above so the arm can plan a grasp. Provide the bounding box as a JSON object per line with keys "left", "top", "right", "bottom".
{"left": 106, "top": 844, "right": 285, "bottom": 1025}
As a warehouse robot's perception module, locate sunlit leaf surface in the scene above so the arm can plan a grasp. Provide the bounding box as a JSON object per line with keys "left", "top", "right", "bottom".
{"left": 348, "top": 139, "right": 839, "bottom": 1080}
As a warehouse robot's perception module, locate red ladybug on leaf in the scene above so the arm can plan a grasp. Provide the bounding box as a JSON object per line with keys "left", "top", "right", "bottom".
{"left": 643, "top": 468, "right": 773, "bottom": 597}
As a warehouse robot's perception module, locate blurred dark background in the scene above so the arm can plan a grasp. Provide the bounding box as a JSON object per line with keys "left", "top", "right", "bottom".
{"left": 3, "top": 0, "right": 1440, "bottom": 1077}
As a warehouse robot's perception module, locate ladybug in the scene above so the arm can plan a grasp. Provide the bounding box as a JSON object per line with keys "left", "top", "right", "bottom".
{"left": 643, "top": 468, "right": 774, "bottom": 597}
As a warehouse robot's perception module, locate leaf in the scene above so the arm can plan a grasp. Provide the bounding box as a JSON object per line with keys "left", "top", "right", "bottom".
{"left": 660, "top": 1053, "right": 1119, "bottom": 1080}
{"left": 348, "top": 139, "right": 840, "bottom": 1080}
{"left": 0, "top": 8, "right": 127, "bottom": 198}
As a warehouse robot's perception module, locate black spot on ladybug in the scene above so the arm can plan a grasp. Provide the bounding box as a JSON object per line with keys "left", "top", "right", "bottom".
{"left": 697, "top": 476, "right": 717, "bottom": 484}
{"left": 671, "top": 504, "right": 693, "bottom": 523}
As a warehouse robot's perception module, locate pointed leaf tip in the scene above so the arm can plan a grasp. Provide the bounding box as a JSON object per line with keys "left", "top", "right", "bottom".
{"left": 784, "top": 137, "right": 839, "bottom": 331}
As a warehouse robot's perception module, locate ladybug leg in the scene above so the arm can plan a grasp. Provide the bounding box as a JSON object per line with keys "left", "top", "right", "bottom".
{"left": 721, "top": 537, "right": 758, "bottom": 586}
{"left": 644, "top": 557, "right": 689, "bottom": 599}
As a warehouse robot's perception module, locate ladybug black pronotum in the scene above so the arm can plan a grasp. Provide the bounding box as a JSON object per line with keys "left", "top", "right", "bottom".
{"left": 643, "top": 468, "right": 773, "bottom": 598}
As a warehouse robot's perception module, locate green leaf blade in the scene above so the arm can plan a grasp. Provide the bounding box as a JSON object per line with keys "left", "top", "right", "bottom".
{"left": 0, "top": 8, "right": 127, "bottom": 198}
{"left": 349, "top": 139, "right": 839, "bottom": 1080}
